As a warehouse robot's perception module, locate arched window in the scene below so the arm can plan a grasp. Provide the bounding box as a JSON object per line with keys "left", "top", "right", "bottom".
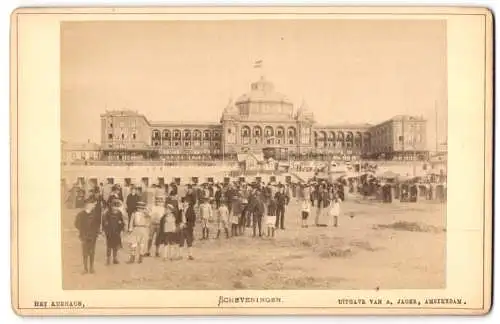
{"left": 319, "top": 131, "right": 327, "bottom": 148}
{"left": 173, "top": 129, "right": 181, "bottom": 140}
{"left": 264, "top": 126, "right": 274, "bottom": 137}
{"left": 337, "top": 131, "right": 345, "bottom": 148}
{"left": 276, "top": 126, "right": 285, "bottom": 138}
{"left": 287, "top": 127, "right": 296, "bottom": 145}
{"left": 183, "top": 129, "right": 191, "bottom": 140}
{"left": 193, "top": 129, "right": 202, "bottom": 147}
{"left": 162, "top": 130, "right": 171, "bottom": 140}
{"left": 203, "top": 130, "right": 211, "bottom": 141}
{"left": 152, "top": 129, "right": 161, "bottom": 141}
{"left": 253, "top": 126, "right": 262, "bottom": 137}
{"left": 241, "top": 126, "right": 251, "bottom": 145}
{"left": 253, "top": 126, "right": 262, "bottom": 144}
{"left": 345, "top": 132, "right": 354, "bottom": 148}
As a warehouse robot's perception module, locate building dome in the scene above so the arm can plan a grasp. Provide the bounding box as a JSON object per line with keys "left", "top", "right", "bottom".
{"left": 234, "top": 76, "right": 294, "bottom": 120}
{"left": 235, "top": 76, "right": 293, "bottom": 105}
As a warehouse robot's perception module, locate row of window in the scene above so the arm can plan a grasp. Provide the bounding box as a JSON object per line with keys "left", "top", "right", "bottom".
{"left": 108, "top": 120, "right": 138, "bottom": 129}
{"left": 152, "top": 141, "right": 220, "bottom": 148}
{"left": 241, "top": 138, "right": 295, "bottom": 145}
{"left": 314, "top": 142, "right": 369, "bottom": 148}
{"left": 151, "top": 129, "right": 221, "bottom": 141}
{"left": 108, "top": 133, "right": 137, "bottom": 140}
{"left": 240, "top": 127, "right": 296, "bottom": 138}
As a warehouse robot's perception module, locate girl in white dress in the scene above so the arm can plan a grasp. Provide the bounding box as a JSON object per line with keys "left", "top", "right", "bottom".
{"left": 328, "top": 194, "right": 342, "bottom": 227}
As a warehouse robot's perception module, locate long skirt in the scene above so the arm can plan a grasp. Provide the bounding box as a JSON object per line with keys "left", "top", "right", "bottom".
{"left": 105, "top": 231, "right": 122, "bottom": 249}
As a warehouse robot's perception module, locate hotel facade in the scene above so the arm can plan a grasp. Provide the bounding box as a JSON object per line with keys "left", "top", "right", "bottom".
{"left": 98, "top": 77, "right": 428, "bottom": 162}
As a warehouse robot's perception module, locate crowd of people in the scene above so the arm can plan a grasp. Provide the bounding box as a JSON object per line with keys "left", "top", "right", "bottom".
{"left": 72, "top": 178, "right": 348, "bottom": 275}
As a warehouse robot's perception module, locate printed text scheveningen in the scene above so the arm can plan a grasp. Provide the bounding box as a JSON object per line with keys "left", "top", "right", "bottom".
{"left": 218, "top": 296, "right": 283, "bottom": 307}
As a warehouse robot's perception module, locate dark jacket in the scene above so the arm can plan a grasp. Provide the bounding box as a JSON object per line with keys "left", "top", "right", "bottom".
{"left": 274, "top": 191, "right": 289, "bottom": 207}
{"left": 102, "top": 209, "right": 125, "bottom": 234}
{"left": 102, "top": 209, "right": 125, "bottom": 248}
{"left": 250, "top": 194, "right": 265, "bottom": 215}
{"left": 183, "top": 205, "right": 196, "bottom": 229}
{"left": 74, "top": 210, "right": 101, "bottom": 241}
{"left": 126, "top": 194, "right": 140, "bottom": 213}
{"left": 165, "top": 197, "right": 182, "bottom": 224}
{"left": 318, "top": 190, "right": 330, "bottom": 208}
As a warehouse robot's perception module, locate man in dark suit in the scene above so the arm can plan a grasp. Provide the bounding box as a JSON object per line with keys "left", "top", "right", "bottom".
{"left": 250, "top": 188, "right": 265, "bottom": 237}
{"left": 274, "top": 184, "right": 289, "bottom": 230}
{"left": 74, "top": 201, "right": 101, "bottom": 274}
{"left": 126, "top": 186, "right": 140, "bottom": 223}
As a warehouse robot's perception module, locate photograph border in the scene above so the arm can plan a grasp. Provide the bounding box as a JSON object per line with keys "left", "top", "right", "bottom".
{"left": 10, "top": 6, "right": 493, "bottom": 316}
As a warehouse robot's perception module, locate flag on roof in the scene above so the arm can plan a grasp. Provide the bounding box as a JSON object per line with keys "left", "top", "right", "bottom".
{"left": 253, "top": 60, "right": 263, "bottom": 68}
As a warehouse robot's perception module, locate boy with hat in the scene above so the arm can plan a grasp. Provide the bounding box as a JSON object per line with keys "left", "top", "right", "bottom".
{"left": 74, "top": 201, "right": 101, "bottom": 274}
{"left": 102, "top": 199, "right": 125, "bottom": 265}
{"left": 127, "top": 201, "right": 151, "bottom": 264}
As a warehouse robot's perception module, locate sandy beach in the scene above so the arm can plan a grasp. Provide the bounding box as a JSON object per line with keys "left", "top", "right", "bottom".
{"left": 62, "top": 197, "right": 446, "bottom": 290}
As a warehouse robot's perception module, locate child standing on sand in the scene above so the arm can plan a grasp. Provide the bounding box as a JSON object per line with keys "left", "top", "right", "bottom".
{"left": 265, "top": 197, "right": 277, "bottom": 238}
{"left": 159, "top": 204, "right": 179, "bottom": 261}
{"left": 216, "top": 200, "right": 230, "bottom": 239}
{"left": 199, "top": 198, "right": 213, "bottom": 239}
{"left": 328, "top": 194, "right": 342, "bottom": 227}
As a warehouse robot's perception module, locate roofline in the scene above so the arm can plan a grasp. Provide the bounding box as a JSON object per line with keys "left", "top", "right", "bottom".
{"left": 149, "top": 122, "right": 222, "bottom": 128}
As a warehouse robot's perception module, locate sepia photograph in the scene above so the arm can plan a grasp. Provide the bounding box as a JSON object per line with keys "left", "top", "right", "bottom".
{"left": 11, "top": 6, "right": 492, "bottom": 315}
{"left": 60, "top": 18, "right": 448, "bottom": 290}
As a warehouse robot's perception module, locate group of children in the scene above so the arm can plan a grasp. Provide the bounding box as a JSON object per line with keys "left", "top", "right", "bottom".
{"left": 299, "top": 193, "right": 342, "bottom": 228}
{"left": 73, "top": 179, "right": 343, "bottom": 275}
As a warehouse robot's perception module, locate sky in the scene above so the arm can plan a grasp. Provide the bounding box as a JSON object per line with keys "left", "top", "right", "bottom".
{"left": 61, "top": 19, "right": 447, "bottom": 150}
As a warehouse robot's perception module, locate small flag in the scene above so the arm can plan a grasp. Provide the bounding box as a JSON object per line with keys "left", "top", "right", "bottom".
{"left": 253, "top": 60, "right": 263, "bottom": 68}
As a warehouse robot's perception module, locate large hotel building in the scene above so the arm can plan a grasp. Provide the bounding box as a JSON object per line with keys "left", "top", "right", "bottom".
{"left": 97, "top": 76, "right": 428, "bottom": 162}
